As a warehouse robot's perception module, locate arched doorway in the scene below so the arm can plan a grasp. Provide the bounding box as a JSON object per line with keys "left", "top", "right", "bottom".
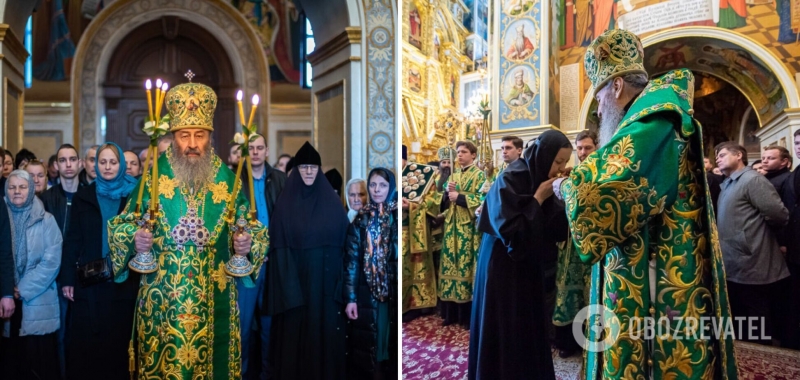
{"left": 71, "top": 0, "right": 270, "bottom": 152}
{"left": 577, "top": 27, "right": 800, "bottom": 159}
{"left": 103, "top": 17, "right": 236, "bottom": 153}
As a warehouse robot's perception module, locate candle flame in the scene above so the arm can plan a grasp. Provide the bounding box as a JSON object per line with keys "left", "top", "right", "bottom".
{"left": 162, "top": 83, "right": 169, "bottom": 91}
{"left": 237, "top": 90, "right": 243, "bottom": 101}
{"left": 156, "top": 79, "right": 162, "bottom": 88}
{"left": 252, "top": 94, "right": 260, "bottom": 105}
{"left": 145, "top": 79, "right": 152, "bottom": 90}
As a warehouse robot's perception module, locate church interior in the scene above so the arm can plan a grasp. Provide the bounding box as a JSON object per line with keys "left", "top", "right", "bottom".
{"left": 0, "top": 0, "right": 395, "bottom": 186}
{"left": 401, "top": 0, "right": 800, "bottom": 379}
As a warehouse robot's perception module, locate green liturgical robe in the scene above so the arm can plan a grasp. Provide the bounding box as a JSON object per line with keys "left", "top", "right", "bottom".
{"left": 561, "top": 69, "right": 738, "bottom": 380}
{"left": 553, "top": 238, "right": 591, "bottom": 326}
{"left": 110, "top": 150, "right": 269, "bottom": 380}
{"left": 402, "top": 182, "right": 440, "bottom": 312}
{"left": 438, "top": 165, "right": 485, "bottom": 303}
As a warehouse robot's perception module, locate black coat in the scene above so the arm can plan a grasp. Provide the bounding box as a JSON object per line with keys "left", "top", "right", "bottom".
{"left": 0, "top": 197, "right": 15, "bottom": 297}
{"left": 343, "top": 207, "right": 398, "bottom": 379}
{"left": 59, "top": 184, "right": 139, "bottom": 380}
{"left": 40, "top": 183, "right": 82, "bottom": 235}
{"left": 240, "top": 162, "right": 287, "bottom": 219}
{"left": 782, "top": 170, "right": 800, "bottom": 264}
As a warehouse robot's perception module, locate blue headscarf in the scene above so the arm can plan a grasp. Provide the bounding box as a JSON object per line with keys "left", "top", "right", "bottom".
{"left": 94, "top": 142, "right": 138, "bottom": 200}
{"left": 94, "top": 142, "right": 137, "bottom": 257}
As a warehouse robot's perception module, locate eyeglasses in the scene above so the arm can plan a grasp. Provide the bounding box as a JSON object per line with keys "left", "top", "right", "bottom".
{"left": 298, "top": 165, "right": 319, "bottom": 172}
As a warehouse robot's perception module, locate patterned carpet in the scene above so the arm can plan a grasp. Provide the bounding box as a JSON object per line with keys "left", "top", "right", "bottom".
{"left": 402, "top": 315, "right": 800, "bottom": 379}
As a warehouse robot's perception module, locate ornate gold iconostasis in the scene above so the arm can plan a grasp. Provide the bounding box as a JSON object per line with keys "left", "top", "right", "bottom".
{"left": 403, "top": 0, "right": 800, "bottom": 169}
{"left": 401, "top": 0, "right": 491, "bottom": 165}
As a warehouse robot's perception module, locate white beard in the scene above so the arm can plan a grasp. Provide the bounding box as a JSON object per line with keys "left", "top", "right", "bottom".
{"left": 598, "top": 103, "right": 625, "bottom": 147}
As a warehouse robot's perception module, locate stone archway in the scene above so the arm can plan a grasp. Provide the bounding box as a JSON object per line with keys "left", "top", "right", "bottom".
{"left": 71, "top": 0, "right": 270, "bottom": 151}
{"left": 576, "top": 26, "right": 800, "bottom": 136}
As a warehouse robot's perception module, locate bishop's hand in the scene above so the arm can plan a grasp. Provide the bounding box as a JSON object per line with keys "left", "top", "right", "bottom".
{"left": 134, "top": 228, "right": 154, "bottom": 253}
{"left": 233, "top": 232, "right": 252, "bottom": 256}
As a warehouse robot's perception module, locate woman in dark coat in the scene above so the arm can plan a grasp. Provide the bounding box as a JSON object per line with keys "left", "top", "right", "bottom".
{"left": 468, "top": 130, "right": 574, "bottom": 380}
{"left": 344, "top": 167, "right": 398, "bottom": 380}
{"left": 59, "top": 142, "right": 139, "bottom": 380}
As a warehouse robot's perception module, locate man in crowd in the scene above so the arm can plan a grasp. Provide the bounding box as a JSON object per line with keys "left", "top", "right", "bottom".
{"left": 110, "top": 80, "right": 268, "bottom": 378}
{"left": 237, "top": 134, "right": 286, "bottom": 379}
{"left": 552, "top": 130, "right": 596, "bottom": 358}
{"left": 47, "top": 154, "right": 59, "bottom": 187}
{"left": 716, "top": 142, "right": 789, "bottom": 344}
{"left": 555, "top": 29, "right": 737, "bottom": 378}
{"left": 40, "top": 143, "right": 84, "bottom": 378}
{"left": 229, "top": 143, "right": 241, "bottom": 170}
{"left": 762, "top": 146, "right": 793, "bottom": 193}
{"left": 499, "top": 135, "right": 523, "bottom": 169}
{"left": 78, "top": 145, "right": 98, "bottom": 185}
{"left": 123, "top": 150, "right": 142, "bottom": 177}
{"left": 780, "top": 129, "right": 800, "bottom": 349}
{"left": 438, "top": 141, "right": 484, "bottom": 328}
{"left": 752, "top": 159, "right": 766, "bottom": 175}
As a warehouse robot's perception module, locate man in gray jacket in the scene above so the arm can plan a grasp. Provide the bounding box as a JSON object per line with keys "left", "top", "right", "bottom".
{"left": 715, "top": 141, "right": 789, "bottom": 344}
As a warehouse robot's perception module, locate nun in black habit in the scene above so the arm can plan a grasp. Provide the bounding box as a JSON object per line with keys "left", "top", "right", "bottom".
{"left": 266, "top": 142, "right": 349, "bottom": 380}
{"left": 468, "top": 130, "right": 573, "bottom": 380}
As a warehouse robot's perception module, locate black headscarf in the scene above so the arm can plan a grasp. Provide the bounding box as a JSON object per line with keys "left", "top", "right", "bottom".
{"left": 478, "top": 130, "right": 571, "bottom": 248}
{"left": 524, "top": 130, "right": 573, "bottom": 190}
{"left": 269, "top": 168, "right": 350, "bottom": 250}
{"left": 325, "top": 168, "right": 343, "bottom": 196}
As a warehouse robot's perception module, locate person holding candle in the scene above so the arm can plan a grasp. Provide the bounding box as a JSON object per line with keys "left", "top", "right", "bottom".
{"left": 237, "top": 133, "right": 286, "bottom": 379}
{"left": 266, "top": 141, "right": 349, "bottom": 380}
{"left": 109, "top": 79, "right": 269, "bottom": 380}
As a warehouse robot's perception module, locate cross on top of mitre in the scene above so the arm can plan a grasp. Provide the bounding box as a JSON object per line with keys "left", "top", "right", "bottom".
{"left": 184, "top": 70, "right": 195, "bottom": 82}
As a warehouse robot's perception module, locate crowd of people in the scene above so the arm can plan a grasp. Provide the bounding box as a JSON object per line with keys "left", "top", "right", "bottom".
{"left": 0, "top": 85, "right": 397, "bottom": 380}
{"left": 402, "top": 29, "right": 799, "bottom": 380}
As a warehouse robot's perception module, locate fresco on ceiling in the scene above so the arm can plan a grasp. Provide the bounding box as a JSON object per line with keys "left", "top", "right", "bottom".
{"left": 644, "top": 37, "right": 787, "bottom": 123}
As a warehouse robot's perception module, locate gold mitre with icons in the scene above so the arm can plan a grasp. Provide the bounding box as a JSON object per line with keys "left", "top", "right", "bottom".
{"left": 165, "top": 70, "right": 217, "bottom": 132}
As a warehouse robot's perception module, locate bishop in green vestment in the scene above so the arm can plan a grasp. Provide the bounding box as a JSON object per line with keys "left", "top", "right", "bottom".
{"left": 110, "top": 82, "right": 269, "bottom": 380}
{"left": 557, "top": 30, "right": 738, "bottom": 379}
{"left": 438, "top": 141, "right": 485, "bottom": 327}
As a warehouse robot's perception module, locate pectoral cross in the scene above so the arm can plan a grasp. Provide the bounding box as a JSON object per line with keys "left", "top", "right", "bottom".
{"left": 184, "top": 70, "right": 195, "bottom": 82}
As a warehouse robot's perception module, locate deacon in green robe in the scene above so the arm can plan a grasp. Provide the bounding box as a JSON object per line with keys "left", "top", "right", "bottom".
{"left": 438, "top": 141, "right": 485, "bottom": 328}
{"left": 110, "top": 81, "right": 269, "bottom": 380}
{"left": 557, "top": 30, "right": 738, "bottom": 380}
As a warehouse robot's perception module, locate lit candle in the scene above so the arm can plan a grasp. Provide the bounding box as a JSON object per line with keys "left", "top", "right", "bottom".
{"left": 154, "top": 79, "right": 162, "bottom": 119}
{"left": 145, "top": 80, "right": 153, "bottom": 121}
{"left": 246, "top": 94, "right": 259, "bottom": 130}
{"left": 156, "top": 83, "right": 168, "bottom": 121}
{"left": 237, "top": 90, "right": 246, "bottom": 127}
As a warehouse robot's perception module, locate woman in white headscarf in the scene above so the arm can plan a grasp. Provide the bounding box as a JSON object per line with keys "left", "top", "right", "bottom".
{"left": 1, "top": 169, "right": 62, "bottom": 379}
{"left": 346, "top": 178, "right": 368, "bottom": 222}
